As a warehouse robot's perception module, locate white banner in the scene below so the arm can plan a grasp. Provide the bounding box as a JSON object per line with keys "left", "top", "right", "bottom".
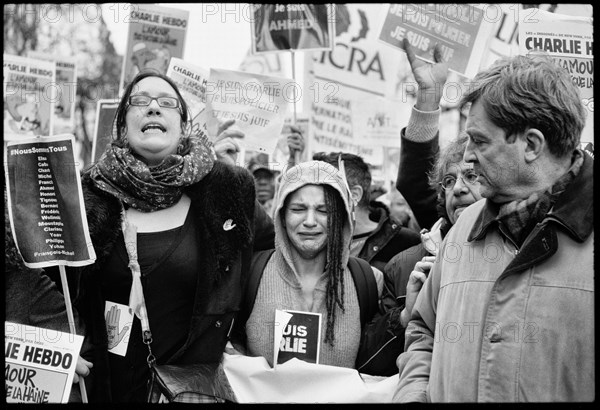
{"left": 222, "top": 353, "right": 397, "bottom": 403}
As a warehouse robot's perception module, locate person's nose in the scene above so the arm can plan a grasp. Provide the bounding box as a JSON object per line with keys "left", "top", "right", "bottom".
{"left": 463, "top": 140, "right": 476, "bottom": 164}
{"left": 145, "top": 99, "right": 162, "bottom": 116}
{"left": 453, "top": 175, "right": 469, "bottom": 195}
{"left": 303, "top": 209, "right": 317, "bottom": 227}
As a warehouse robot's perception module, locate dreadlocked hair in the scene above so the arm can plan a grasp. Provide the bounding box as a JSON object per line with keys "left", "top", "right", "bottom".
{"left": 322, "top": 184, "right": 346, "bottom": 346}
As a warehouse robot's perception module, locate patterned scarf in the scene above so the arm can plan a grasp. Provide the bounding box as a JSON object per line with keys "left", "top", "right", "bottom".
{"left": 90, "top": 137, "right": 216, "bottom": 212}
{"left": 497, "top": 150, "right": 584, "bottom": 246}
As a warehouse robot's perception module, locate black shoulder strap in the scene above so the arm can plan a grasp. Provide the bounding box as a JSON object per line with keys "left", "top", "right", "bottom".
{"left": 244, "top": 249, "right": 275, "bottom": 315}
{"left": 347, "top": 256, "right": 378, "bottom": 328}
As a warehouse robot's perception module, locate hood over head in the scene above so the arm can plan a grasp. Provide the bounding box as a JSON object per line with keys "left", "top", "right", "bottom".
{"left": 273, "top": 160, "right": 354, "bottom": 276}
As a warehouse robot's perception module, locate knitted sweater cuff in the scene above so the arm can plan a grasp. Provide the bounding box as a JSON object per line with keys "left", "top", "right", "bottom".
{"left": 405, "top": 106, "right": 441, "bottom": 143}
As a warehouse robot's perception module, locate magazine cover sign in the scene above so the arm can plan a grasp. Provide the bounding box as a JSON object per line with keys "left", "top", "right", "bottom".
{"left": 5, "top": 322, "right": 84, "bottom": 403}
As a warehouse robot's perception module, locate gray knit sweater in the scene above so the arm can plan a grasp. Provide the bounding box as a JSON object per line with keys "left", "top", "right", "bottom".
{"left": 246, "top": 161, "right": 362, "bottom": 368}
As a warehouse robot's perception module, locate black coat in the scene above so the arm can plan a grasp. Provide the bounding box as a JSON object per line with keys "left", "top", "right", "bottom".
{"left": 44, "top": 161, "right": 274, "bottom": 401}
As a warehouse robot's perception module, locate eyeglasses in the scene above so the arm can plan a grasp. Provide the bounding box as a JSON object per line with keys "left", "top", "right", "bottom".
{"left": 128, "top": 95, "right": 180, "bottom": 109}
{"left": 439, "top": 170, "right": 479, "bottom": 191}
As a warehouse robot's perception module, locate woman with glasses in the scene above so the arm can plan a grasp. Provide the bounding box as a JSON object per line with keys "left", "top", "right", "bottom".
{"left": 41, "top": 71, "right": 275, "bottom": 401}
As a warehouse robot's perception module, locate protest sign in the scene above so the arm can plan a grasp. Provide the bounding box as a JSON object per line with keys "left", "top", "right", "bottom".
{"left": 4, "top": 135, "right": 96, "bottom": 268}
{"left": 27, "top": 51, "right": 78, "bottom": 135}
{"left": 91, "top": 99, "right": 119, "bottom": 164}
{"left": 204, "top": 68, "right": 291, "bottom": 154}
{"left": 378, "top": 4, "right": 497, "bottom": 78}
{"left": 251, "top": 4, "right": 334, "bottom": 54}
{"left": 274, "top": 310, "right": 321, "bottom": 366}
{"left": 104, "top": 302, "right": 133, "bottom": 357}
{"left": 5, "top": 322, "right": 84, "bottom": 403}
{"left": 518, "top": 8, "right": 594, "bottom": 144}
{"left": 306, "top": 4, "right": 412, "bottom": 166}
{"left": 222, "top": 353, "right": 397, "bottom": 403}
{"left": 3, "top": 54, "right": 56, "bottom": 140}
{"left": 270, "top": 116, "right": 310, "bottom": 171}
{"left": 352, "top": 96, "right": 409, "bottom": 148}
{"left": 120, "top": 3, "right": 189, "bottom": 94}
{"left": 166, "top": 57, "right": 210, "bottom": 137}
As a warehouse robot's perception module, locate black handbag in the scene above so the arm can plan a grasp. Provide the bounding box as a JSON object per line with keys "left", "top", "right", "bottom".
{"left": 147, "top": 362, "right": 237, "bottom": 403}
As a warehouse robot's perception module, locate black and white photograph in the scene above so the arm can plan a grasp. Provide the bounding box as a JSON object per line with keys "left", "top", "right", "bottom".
{"left": 3, "top": 3, "right": 594, "bottom": 404}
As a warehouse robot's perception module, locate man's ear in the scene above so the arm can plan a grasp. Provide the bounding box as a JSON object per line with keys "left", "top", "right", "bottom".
{"left": 349, "top": 185, "right": 363, "bottom": 206}
{"left": 523, "top": 128, "right": 545, "bottom": 163}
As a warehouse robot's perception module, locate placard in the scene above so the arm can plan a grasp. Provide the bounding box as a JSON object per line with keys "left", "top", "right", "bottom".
{"left": 27, "top": 51, "right": 78, "bottom": 135}
{"left": 5, "top": 322, "right": 84, "bottom": 403}
{"left": 4, "top": 54, "right": 56, "bottom": 139}
{"left": 274, "top": 309, "right": 321, "bottom": 366}
{"left": 204, "top": 68, "right": 291, "bottom": 153}
{"left": 378, "top": 3, "right": 497, "bottom": 78}
{"left": 4, "top": 135, "right": 96, "bottom": 268}
{"left": 251, "top": 4, "right": 335, "bottom": 54}
{"left": 120, "top": 3, "right": 189, "bottom": 94}
{"left": 91, "top": 99, "right": 119, "bottom": 164}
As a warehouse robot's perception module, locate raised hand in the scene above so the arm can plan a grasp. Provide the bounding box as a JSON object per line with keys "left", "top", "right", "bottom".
{"left": 106, "top": 305, "right": 130, "bottom": 350}
{"left": 214, "top": 119, "right": 244, "bottom": 165}
{"left": 403, "top": 38, "right": 449, "bottom": 111}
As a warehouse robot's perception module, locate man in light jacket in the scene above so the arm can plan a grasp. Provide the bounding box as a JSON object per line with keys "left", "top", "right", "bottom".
{"left": 394, "top": 53, "right": 594, "bottom": 402}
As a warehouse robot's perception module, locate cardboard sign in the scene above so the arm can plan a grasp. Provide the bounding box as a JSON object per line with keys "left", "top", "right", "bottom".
{"left": 120, "top": 3, "right": 189, "bottom": 94}
{"left": 378, "top": 3, "right": 497, "bottom": 78}
{"left": 5, "top": 322, "right": 84, "bottom": 403}
{"left": 91, "top": 99, "right": 119, "bottom": 164}
{"left": 204, "top": 68, "right": 291, "bottom": 153}
{"left": 306, "top": 4, "right": 412, "bottom": 166}
{"left": 4, "top": 135, "right": 96, "bottom": 268}
{"left": 27, "top": 51, "right": 78, "bottom": 135}
{"left": 3, "top": 54, "right": 56, "bottom": 139}
{"left": 274, "top": 309, "right": 321, "bottom": 365}
{"left": 251, "top": 4, "right": 335, "bottom": 54}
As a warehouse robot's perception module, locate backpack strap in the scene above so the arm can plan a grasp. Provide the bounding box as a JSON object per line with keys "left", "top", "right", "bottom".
{"left": 244, "top": 249, "right": 275, "bottom": 318}
{"left": 347, "top": 256, "right": 378, "bottom": 328}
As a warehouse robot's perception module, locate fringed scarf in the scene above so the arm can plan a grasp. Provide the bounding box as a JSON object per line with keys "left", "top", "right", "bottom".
{"left": 90, "top": 137, "right": 216, "bottom": 212}
{"left": 497, "top": 150, "right": 584, "bottom": 246}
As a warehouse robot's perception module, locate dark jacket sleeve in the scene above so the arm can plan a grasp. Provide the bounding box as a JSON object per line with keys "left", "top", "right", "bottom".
{"left": 381, "top": 243, "right": 429, "bottom": 312}
{"left": 252, "top": 200, "right": 275, "bottom": 251}
{"left": 396, "top": 129, "right": 440, "bottom": 231}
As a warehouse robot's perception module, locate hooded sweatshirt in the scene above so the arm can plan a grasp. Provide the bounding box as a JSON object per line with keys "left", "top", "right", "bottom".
{"left": 245, "top": 161, "right": 362, "bottom": 368}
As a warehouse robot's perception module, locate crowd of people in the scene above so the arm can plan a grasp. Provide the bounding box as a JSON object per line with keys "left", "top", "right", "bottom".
{"left": 5, "top": 38, "right": 594, "bottom": 403}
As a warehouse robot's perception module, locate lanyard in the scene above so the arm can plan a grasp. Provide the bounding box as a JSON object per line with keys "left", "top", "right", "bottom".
{"left": 121, "top": 208, "right": 155, "bottom": 367}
